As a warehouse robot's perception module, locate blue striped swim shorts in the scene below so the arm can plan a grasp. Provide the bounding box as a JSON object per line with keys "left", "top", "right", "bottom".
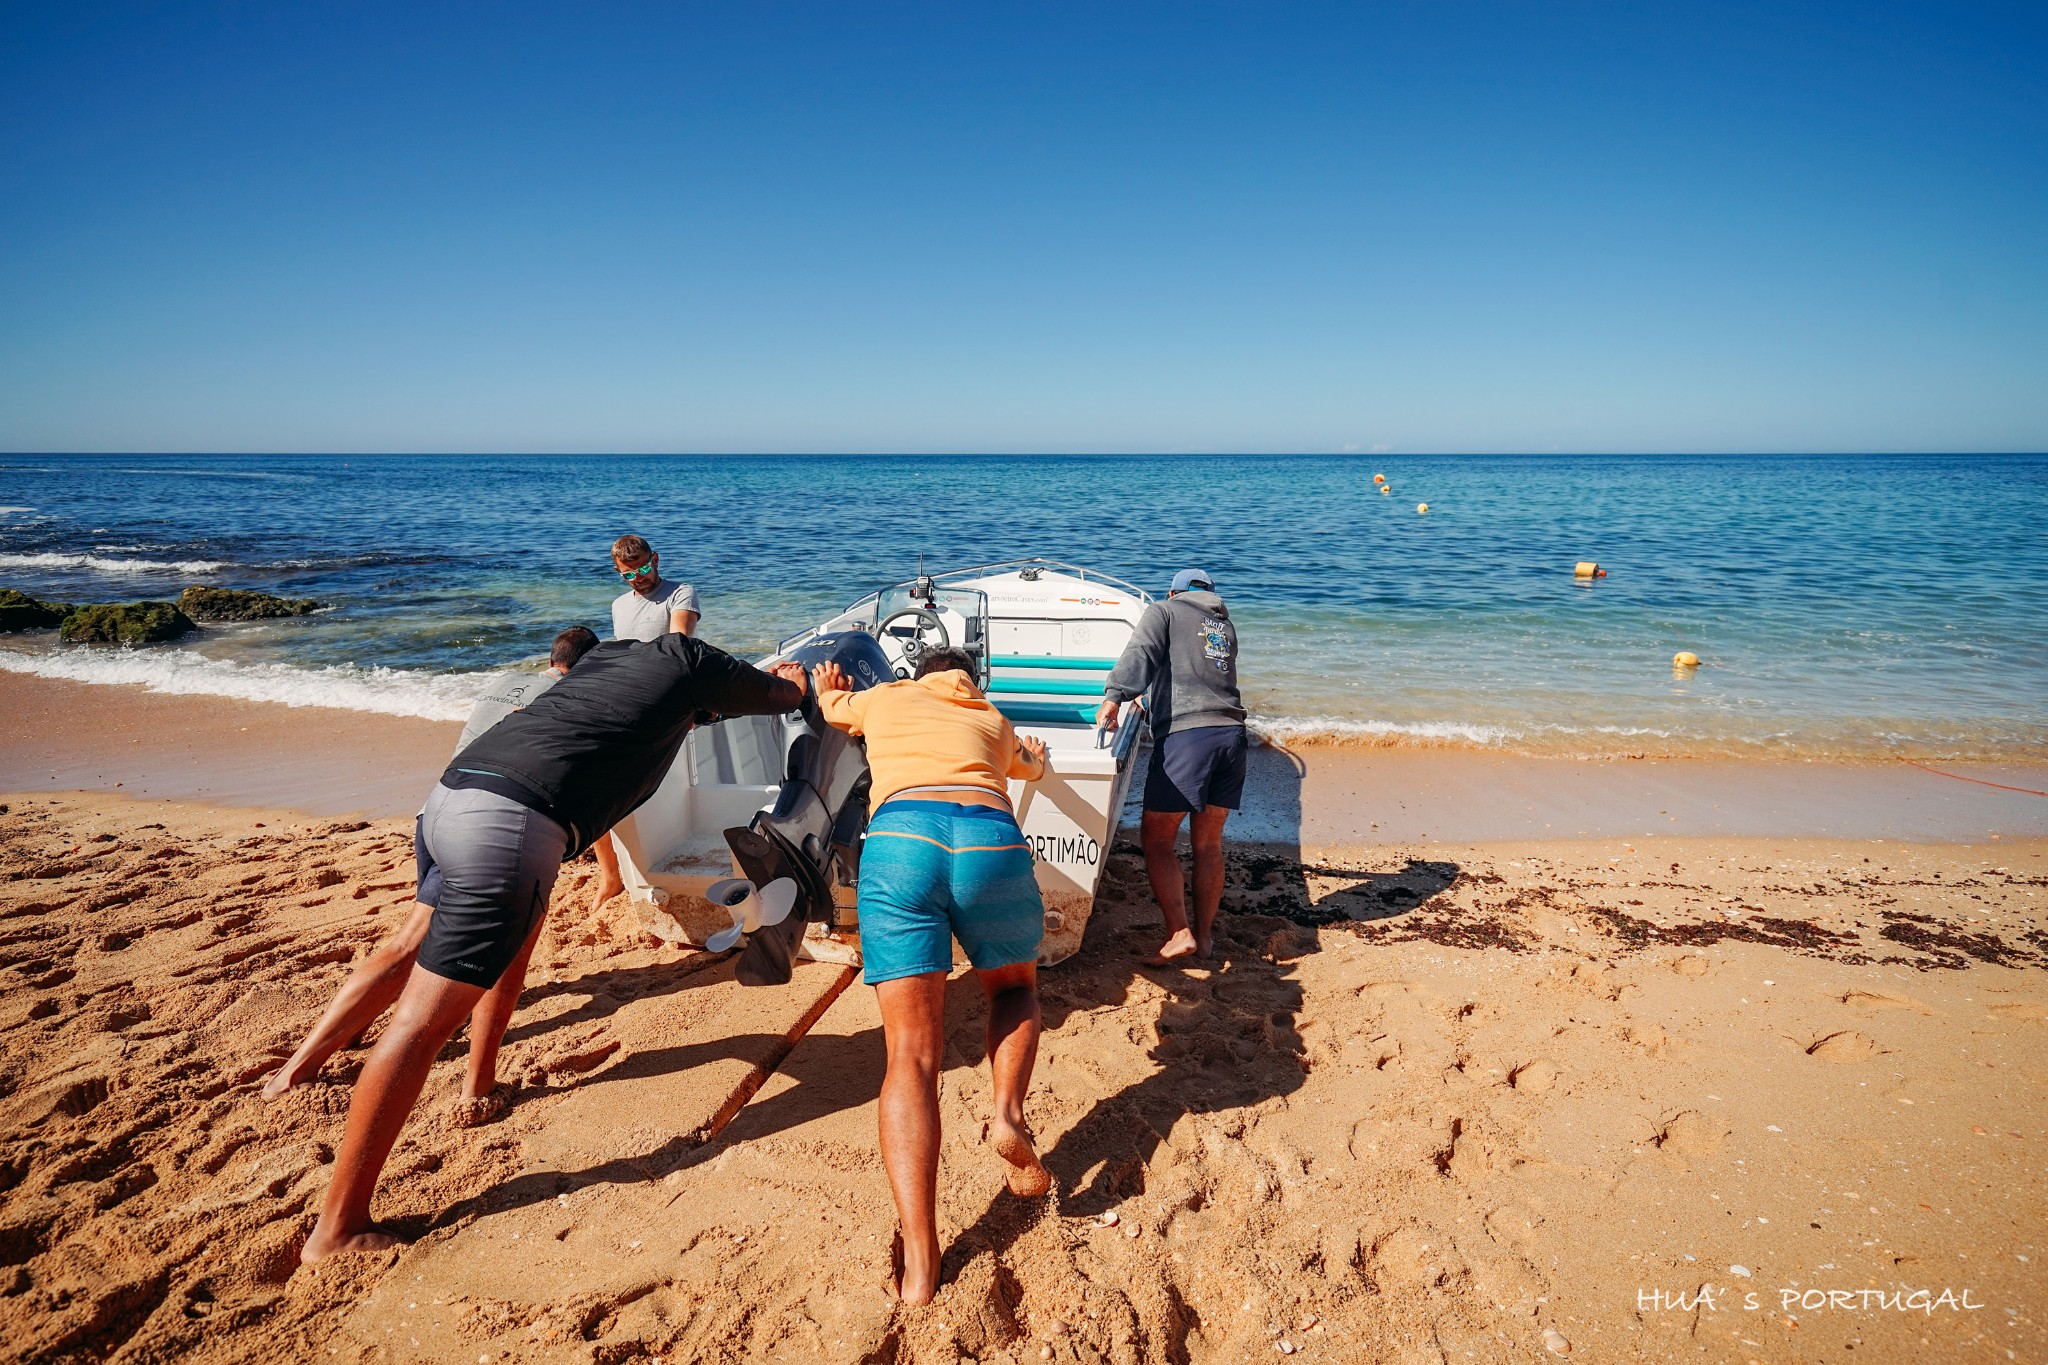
{"left": 856, "top": 800, "right": 1045, "bottom": 986}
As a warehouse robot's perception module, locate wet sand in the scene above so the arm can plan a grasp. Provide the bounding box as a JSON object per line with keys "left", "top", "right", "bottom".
{"left": 2, "top": 676, "right": 2045, "bottom": 1363}
{"left": 0, "top": 672, "right": 454, "bottom": 817}
{"left": 5, "top": 670, "right": 2044, "bottom": 842}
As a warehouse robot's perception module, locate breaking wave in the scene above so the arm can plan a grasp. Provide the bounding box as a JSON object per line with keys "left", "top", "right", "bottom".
{"left": 0, "top": 648, "right": 474, "bottom": 721}
{"left": 0, "top": 552, "right": 228, "bottom": 575}
{"left": 1251, "top": 716, "right": 1520, "bottom": 750}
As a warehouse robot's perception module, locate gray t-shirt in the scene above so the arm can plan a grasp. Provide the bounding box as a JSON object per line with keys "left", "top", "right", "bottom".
{"left": 453, "top": 668, "right": 561, "bottom": 756}
{"left": 610, "top": 576, "right": 701, "bottom": 642}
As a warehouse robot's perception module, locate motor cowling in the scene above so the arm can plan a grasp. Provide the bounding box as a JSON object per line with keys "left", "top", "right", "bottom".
{"left": 726, "top": 630, "right": 889, "bottom": 986}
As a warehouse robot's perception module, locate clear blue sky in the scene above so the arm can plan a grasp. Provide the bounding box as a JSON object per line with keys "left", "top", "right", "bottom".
{"left": 2, "top": 2, "right": 2043, "bottom": 454}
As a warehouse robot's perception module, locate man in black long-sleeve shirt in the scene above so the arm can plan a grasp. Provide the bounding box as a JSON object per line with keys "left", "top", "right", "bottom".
{"left": 301, "top": 634, "right": 807, "bottom": 1263}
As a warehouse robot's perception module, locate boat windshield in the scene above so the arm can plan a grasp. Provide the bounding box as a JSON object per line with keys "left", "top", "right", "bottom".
{"left": 867, "top": 582, "right": 990, "bottom": 683}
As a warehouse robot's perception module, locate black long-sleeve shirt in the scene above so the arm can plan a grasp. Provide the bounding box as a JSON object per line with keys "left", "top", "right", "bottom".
{"left": 444, "top": 634, "right": 802, "bottom": 857}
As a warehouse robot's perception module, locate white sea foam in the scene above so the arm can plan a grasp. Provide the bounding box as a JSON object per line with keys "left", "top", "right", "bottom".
{"left": 0, "top": 552, "right": 227, "bottom": 575}
{"left": 0, "top": 647, "right": 474, "bottom": 721}
{"left": 1252, "top": 715, "right": 1520, "bottom": 748}
{"left": 0, "top": 506, "right": 32, "bottom": 515}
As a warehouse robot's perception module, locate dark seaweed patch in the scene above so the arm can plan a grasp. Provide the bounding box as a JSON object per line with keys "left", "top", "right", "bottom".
{"left": 1586, "top": 908, "right": 1868, "bottom": 959}
{"left": 1878, "top": 912, "right": 2038, "bottom": 970}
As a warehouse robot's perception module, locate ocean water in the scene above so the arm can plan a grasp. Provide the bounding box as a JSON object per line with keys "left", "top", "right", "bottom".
{"left": 1, "top": 453, "right": 2043, "bottom": 761}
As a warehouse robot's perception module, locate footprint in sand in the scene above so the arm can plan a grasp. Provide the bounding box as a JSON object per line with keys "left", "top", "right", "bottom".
{"left": 1484, "top": 1202, "right": 1544, "bottom": 1251}
{"left": 1670, "top": 955, "right": 1710, "bottom": 977}
{"left": 1509, "top": 1059, "right": 1559, "bottom": 1094}
{"left": 1805, "top": 1030, "right": 1889, "bottom": 1063}
{"left": 536, "top": 1035, "right": 621, "bottom": 1084}
{"left": 1621, "top": 1023, "right": 1672, "bottom": 1056}
{"left": 1649, "top": 1109, "right": 1727, "bottom": 1160}
{"left": 1988, "top": 1002, "right": 2048, "bottom": 1023}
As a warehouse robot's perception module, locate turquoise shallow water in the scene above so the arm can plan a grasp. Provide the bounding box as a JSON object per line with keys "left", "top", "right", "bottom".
{"left": 1, "top": 453, "right": 2043, "bottom": 760}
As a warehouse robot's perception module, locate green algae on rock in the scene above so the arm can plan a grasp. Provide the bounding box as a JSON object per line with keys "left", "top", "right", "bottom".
{"left": 58, "top": 601, "right": 198, "bottom": 645}
{"left": 177, "top": 586, "right": 324, "bottom": 621}
{"left": 0, "top": 589, "right": 72, "bottom": 632}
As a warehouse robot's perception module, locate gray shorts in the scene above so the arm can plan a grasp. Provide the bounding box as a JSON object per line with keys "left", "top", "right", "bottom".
{"left": 415, "top": 783, "right": 568, "bottom": 989}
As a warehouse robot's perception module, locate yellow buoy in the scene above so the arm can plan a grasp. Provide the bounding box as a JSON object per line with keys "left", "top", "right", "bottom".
{"left": 1673, "top": 651, "right": 1700, "bottom": 668}
{"left": 1574, "top": 561, "right": 1606, "bottom": 579}
{"left": 1416, "top": 502, "right": 1429, "bottom": 514}
{"left": 1379, "top": 485, "right": 1391, "bottom": 495}
{"left": 1372, "top": 473, "right": 1386, "bottom": 484}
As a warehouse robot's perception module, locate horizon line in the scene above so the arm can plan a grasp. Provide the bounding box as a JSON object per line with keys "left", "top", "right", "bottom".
{"left": 6, "top": 449, "right": 2047, "bottom": 460}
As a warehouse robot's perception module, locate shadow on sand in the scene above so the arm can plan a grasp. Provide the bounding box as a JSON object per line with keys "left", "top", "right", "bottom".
{"left": 940, "top": 741, "right": 1459, "bottom": 1287}
{"left": 430, "top": 743, "right": 1465, "bottom": 1270}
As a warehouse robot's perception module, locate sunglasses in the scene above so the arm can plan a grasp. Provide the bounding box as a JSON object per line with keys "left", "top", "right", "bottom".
{"left": 617, "top": 561, "right": 657, "bottom": 581}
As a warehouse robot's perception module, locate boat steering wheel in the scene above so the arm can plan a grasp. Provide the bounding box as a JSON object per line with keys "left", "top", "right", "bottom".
{"left": 878, "top": 606, "right": 950, "bottom": 671}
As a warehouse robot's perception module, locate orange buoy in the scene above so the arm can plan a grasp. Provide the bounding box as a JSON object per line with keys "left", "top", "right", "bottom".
{"left": 1372, "top": 473, "right": 1386, "bottom": 484}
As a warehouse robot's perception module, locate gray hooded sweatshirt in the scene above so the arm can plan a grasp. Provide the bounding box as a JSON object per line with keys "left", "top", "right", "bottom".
{"left": 1103, "top": 589, "right": 1246, "bottom": 737}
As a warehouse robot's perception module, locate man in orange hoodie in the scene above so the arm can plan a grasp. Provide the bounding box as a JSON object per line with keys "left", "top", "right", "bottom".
{"left": 813, "top": 646, "right": 1050, "bottom": 1304}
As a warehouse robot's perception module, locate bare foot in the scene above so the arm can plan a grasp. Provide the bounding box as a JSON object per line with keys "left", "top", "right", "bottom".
{"left": 892, "top": 1226, "right": 940, "bottom": 1305}
{"left": 1144, "top": 928, "right": 1199, "bottom": 967}
{"left": 299, "top": 1226, "right": 403, "bottom": 1264}
{"left": 445, "top": 1084, "right": 511, "bottom": 1130}
{"left": 590, "top": 874, "right": 625, "bottom": 913}
{"left": 991, "top": 1118, "right": 1052, "bottom": 1197}
{"left": 261, "top": 1057, "right": 313, "bottom": 1099}
{"left": 880, "top": 1236, "right": 942, "bottom": 1309}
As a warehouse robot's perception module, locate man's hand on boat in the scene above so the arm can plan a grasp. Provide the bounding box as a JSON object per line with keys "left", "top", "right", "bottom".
{"left": 1018, "top": 734, "right": 1049, "bottom": 767}
{"left": 810, "top": 661, "right": 852, "bottom": 695}
{"left": 1095, "top": 697, "right": 1121, "bottom": 730}
{"left": 768, "top": 660, "right": 810, "bottom": 694}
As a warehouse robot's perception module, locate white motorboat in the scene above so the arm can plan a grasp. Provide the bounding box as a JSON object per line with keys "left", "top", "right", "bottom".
{"left": 608, "top": 559, "right": 1152, "bottom": 970}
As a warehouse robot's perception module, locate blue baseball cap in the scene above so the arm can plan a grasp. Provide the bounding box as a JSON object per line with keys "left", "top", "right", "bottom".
{"left": 1170, "top": 568, "right": 1214, "bottom": 593}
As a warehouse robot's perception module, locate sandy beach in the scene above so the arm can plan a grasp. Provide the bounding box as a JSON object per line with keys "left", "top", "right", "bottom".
{"left": 2, "top": 677, "right": 2044, "bottom": 1363}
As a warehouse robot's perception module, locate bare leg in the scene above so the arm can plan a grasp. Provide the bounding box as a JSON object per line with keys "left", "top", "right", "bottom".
{"left": 976, "top": 960, "right": 1047, "bottom": 1196}
{"left": 1141, "top": 809, "right": 1197, "bottom": 963}
{"left": 449, "top": 908, "right": 548, "bottom": 1123}
{"left": 301, "top": 964, "right": 485, "bottom": 1262}
{"left": 873, "top": 971, "right": 947, "bottom": 1304}
{"left": 264, "top": 902, "right": 433, "bottom": 1097}
{"left": 1188, "top": 805, "right": 1230, "bottom": 958}
{"left": 590, "top": 833, "right": 625, "bottom": 912}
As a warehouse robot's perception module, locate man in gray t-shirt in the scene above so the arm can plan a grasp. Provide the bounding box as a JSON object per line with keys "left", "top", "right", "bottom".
{"left": 452, "top": 627, "right": 601, "bottom": 755}
{"left": 609, "top": 533, "right": 701, "bottom": 641}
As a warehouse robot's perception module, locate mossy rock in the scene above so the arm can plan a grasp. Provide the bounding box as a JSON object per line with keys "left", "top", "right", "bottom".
{"left": 0, "top": 588, "right": 71, "bottom": 632}
{"left": 58, "top": 601, "right": 197, "bottom": 645}
{"left": 177, "top": 586, "right": 324, "bottom": 621}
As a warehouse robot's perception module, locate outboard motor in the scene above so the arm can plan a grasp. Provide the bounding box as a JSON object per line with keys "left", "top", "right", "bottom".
{"left": 726, "top": 629, "right": 892, "bottom": 986}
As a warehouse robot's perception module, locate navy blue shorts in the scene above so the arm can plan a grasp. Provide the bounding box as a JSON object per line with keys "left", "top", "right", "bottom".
{"left": 1144, "top": 725, "right": 1248, "bottom": 813}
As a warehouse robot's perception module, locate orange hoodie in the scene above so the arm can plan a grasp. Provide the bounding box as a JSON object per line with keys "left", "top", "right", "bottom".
{"left": 817, "top": 670, "right": 1046, "bottom": 807}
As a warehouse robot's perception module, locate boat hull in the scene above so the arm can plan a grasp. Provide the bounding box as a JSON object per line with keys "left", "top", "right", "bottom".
{"left": 609, "top": 561, "right": 1151, "bottom": 970}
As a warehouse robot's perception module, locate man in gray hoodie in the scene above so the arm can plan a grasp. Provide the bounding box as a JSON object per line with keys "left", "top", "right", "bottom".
{"left": 1097, "top": 568, "right": 1247, "bottom": 963}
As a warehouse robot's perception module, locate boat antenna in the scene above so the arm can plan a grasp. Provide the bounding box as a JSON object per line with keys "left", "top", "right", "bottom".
{"left": 913, "top": 553, "right": 936, "bottom": 606}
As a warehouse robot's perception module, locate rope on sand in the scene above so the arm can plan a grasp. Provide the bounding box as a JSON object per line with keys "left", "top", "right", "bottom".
{"left": 1899, "top": 758, "right": 2048, "bottom": 798}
